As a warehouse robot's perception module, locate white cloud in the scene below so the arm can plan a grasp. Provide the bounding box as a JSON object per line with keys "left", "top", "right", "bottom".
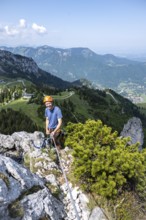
{"left": 4, "top": 25, "right": 19, "bottom": 36}
{"left": 0, "top": 20, "right": 47, "bottom": 38}
{"left": 32, "top": 23, "right": 47, "bottom": 34}
{"left": 19, "top": 19, "right": 26, "bottom": 28}
{"left": 0, "top": 19, "right": 49, "bottom": 46}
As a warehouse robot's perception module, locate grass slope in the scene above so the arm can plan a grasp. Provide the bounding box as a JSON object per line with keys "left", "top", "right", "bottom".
{"left": 0, "top": 99, "right": 44, "bottom": 129}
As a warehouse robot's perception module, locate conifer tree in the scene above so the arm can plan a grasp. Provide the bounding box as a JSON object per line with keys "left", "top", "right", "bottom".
{"left": 65, "top": 119, "right": 146, "bottom": 198}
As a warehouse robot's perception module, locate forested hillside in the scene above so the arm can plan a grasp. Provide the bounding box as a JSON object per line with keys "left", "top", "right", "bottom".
{"left": 0, "top": 108, "right": 39, "bottom": 134}
{"left": 1, "top": 82, "right": 145, "bottom": 144}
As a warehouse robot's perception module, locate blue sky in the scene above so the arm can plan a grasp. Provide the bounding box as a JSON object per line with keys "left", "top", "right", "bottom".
{"left": 0, "top": 0, "right": 146, "bottom": 55}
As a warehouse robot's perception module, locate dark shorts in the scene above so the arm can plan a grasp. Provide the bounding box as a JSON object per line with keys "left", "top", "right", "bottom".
{"left": 50, "top": 129, "right": 65, "bottom": 148}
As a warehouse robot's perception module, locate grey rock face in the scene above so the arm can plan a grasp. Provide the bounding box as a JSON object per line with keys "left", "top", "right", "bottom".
{"left": 0, "top": 131, "right": 108, "bottom": 220}
{"left": 0, "top": 134, "right": 15, "bottom": 152}
{"left": 21, "top": 188, "right": 65, "bottom": 220}
{"left": 0, "top": 155, "right": 66, "bottom": 220}
{"left": 120, "top": 117, "right": 144, "bottom": 150}
{"left": 0, "top": 131, "right": 45, "bottom": 159}
{"left": 89, "top": 207, "right": 107, "bottom": 220}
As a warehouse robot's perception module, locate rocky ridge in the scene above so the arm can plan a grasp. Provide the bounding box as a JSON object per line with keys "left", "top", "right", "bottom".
{"left": 0, "top": 49, "right": 72, "bottom": 89}
{"left": 0, "top": 50, "right": 39, "bottom": 76}
{"left": 0, "top": 131, "right": 107, "bottom": 220}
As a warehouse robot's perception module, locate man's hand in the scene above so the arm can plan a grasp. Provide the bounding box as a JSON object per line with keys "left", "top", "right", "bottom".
{"left": 46, "top": 129, "right": 50, "bottom": 135}
{"left": 50, "top": 131, "right": 55, "bottom": 137}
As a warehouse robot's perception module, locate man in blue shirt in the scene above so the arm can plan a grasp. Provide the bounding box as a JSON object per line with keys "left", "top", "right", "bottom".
{"left": 43, "top": 95, "right": 63, "bottom": 149}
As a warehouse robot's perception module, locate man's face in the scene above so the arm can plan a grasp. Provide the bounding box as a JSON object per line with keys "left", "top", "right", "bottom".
{"left": 45, "top": 101, "right": 53, "bottom": 109}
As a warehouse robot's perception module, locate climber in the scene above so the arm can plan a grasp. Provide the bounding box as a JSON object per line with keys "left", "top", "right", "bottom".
{"left": 43, "top": 95, "right": 64, "bottom": 150}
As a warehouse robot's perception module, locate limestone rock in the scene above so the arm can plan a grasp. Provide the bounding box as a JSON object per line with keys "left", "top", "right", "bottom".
{"left": 120, "top": 117, "right": 144, "bottom": 150}
{"left": 0, "top": 154, "right": 66, "bottom": 220}
{"left": 0, "top": 132, "right": 108, "bottom": 220}
{"left": 89, "top": 207, "right": 107, "bottom": 220}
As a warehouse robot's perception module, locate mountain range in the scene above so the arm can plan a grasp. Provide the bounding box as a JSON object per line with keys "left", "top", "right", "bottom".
{"left": 1, "top": 45, "right": 146, "bottom": 89}
{"left": 0, "top": 49, "right": 75, "bottom": 89}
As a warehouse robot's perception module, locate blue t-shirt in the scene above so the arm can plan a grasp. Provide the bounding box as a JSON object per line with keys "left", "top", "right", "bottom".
{"left": 45, "top": 106, "right": 62, "bottom": 129}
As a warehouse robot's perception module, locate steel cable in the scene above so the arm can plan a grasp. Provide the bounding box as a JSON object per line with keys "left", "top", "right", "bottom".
{"left": 52, "top": 136, "right": 81, "bottom": 220}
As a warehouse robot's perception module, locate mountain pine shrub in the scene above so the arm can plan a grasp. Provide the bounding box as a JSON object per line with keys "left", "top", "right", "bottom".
{"left": 65, "top": 119, "right": 146, "bottom": 199}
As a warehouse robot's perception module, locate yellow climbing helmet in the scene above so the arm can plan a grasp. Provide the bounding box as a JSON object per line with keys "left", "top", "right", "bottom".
{"left": 43, "top": 96, "right": 53, "bottom": 103}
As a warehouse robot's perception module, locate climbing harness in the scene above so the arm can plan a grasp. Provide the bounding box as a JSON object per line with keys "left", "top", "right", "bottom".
{"left": 31, "top": 136, "right": 53, "bottom": 149}
{"left": 31, "top": 130, "right": 65, "bottom": 149}
{"left": 52, "top": 136, "right": 81, "bottom": 220}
